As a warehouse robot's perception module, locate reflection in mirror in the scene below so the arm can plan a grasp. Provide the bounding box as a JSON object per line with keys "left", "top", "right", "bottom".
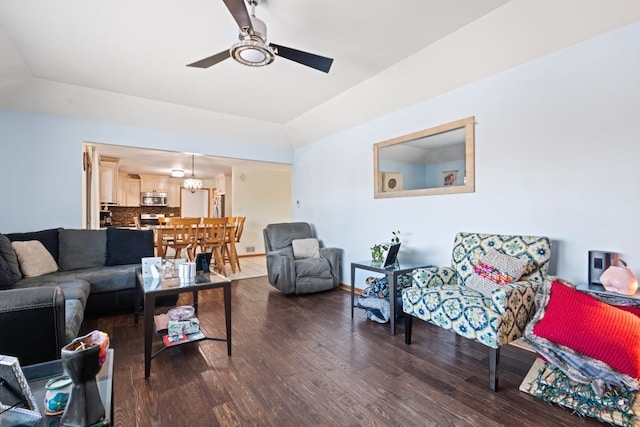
{"left": 373, "top": 116, "right": 475, "bottom": 198}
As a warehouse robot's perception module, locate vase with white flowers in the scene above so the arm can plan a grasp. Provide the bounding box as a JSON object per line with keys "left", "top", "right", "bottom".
{"left": 370, "top": 231, "right": 400, "bottom": 265}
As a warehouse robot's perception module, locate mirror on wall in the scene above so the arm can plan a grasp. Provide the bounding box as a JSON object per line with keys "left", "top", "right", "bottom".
{"left": 373, "top": 116, "right": 475, "bottom": 198}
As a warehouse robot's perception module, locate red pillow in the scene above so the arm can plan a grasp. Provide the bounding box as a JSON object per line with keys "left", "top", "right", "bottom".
{"left": 533, "top": 281, "right": 640, "bottom": 379}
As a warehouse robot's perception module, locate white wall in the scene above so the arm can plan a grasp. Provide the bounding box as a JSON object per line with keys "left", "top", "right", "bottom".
{"left": 292, "top": 22, "right": 640, "bottom": 288}
{"left": 232, "top": 166, "right": 291, "bottom": 255}
{"left": 0, "top": 111, "right": 292, "bottom": 233}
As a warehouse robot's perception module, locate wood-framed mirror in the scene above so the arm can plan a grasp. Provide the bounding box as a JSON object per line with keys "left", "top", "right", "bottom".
{"left": 373, "top": 116, "right": 475, "bottom": 198}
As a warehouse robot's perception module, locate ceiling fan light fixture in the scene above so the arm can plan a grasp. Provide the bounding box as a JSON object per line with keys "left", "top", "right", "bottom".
{"left": 230, "top": 38, "right": 274, "bottom": 67}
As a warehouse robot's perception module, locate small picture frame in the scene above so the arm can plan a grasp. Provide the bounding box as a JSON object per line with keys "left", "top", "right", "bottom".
{"left": 0, "top": 355, "right": 41, "bottom": 419}
{"left": 141, "top": 257, "right": 162, "bottom": 278}
{"left": 195, "top": 253, "right": 212, "bottom": 273}
{"left": 443, "top": 170, "right": 457, "bottom": 186}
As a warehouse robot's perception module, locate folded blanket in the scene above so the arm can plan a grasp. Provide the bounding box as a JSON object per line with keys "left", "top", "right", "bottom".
{"left": 357, "top": 296, "right": 390, "bottom": 323}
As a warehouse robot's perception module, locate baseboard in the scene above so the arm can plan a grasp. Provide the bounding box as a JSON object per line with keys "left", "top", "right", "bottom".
{"left": 339, "top": 284, "right": 360, "bottom": 295}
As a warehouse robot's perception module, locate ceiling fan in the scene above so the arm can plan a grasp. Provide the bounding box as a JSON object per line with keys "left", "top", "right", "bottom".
{"left": 187, "top": 0, "right": 333, "bottom": 73}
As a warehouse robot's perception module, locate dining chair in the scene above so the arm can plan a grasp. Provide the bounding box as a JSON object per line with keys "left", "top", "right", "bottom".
{"left": 222, "top": 217, "right": 242, "bottom": 273}
{"left": 200, "top": 217, "right": 227, "bottom": 275}
{"left": 156, "top": 222, "right": 198, "bottom": 260}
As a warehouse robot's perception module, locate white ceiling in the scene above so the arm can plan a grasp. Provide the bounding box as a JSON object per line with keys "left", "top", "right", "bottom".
{"left": 93, "top": 141, "right": 289, "bottom": 178}
{"left": 0, "top": 0, "right": 509, "bottom": 123}
{"left": 0, "top": 1, "right": 639, "bottom": 174}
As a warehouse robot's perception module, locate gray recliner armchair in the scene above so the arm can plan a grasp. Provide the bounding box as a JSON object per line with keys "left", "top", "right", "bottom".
{"left": 263, "top": 222, "right": 340, "bottom": 294}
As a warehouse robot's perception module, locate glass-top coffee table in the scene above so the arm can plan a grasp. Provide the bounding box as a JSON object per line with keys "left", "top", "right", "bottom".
{"left": 135, "top": 270, "right": 232, "bottom": 378}
{"left": 0, "top": 349, "right": 114, "bottom": 427}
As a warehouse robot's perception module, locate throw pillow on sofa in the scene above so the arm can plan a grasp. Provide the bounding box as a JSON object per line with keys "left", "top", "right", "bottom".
{"left": 0, "top": 254, "right": 17, "bottom": 289}
{"left": 7, "top": 228, "right": 62, "bottom": 261}
{"left": 11, "top": 240, "right": 59, "bottom": 277}
{"left": 0, "top": 233, "right": 21, "bottom": 280}
{"left": 58, "top": 229, "right": 107, "bottom": 271}
{"left": 105, "top": 228, "right": 154, "bottom": 266}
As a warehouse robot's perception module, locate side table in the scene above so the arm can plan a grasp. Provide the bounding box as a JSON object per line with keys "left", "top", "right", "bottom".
{"left": 351, "top": 261, "right": 432, "bottom": 335}
{"left": 576, "top": 283, "right": 640, "bottom": 302}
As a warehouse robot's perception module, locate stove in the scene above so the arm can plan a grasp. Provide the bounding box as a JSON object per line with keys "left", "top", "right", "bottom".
{"left": 139, "top": 213, "right": 165, "bottom": 226}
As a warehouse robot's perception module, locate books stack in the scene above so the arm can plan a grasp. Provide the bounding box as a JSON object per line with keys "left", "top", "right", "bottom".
{"left": 154, "top": 314, "right": 204, "bottom": 346}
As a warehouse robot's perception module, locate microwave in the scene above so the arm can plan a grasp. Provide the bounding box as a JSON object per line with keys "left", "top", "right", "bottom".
{"left": 140, "top": 192, "right": 168, "bottom": 207}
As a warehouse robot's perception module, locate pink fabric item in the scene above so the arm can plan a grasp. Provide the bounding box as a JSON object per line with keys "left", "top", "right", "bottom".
{"left": 533, "top": 281, "right": 640, "bottom": 379}
{"left": 600, "top": 265, "right": 638, "bottom": 296}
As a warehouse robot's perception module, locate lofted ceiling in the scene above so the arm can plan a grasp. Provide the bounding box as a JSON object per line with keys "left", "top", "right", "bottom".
{"left": 0, "top": 0, "right": 639, "bottom": 161}
{"left": 0, "top": 0, "right": 509, "bottom": 123}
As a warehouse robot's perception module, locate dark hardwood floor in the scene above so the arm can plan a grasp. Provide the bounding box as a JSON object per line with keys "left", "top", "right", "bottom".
{"left": 82, "top": 277, "right": 600, "bottom": 426}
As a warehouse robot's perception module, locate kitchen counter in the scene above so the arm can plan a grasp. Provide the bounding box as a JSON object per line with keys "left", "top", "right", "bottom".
{"left": 107, "top": 206, "right": 180, "bottom": 227}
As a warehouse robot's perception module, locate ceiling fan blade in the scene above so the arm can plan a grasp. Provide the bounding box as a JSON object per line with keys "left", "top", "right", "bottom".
{"left": 186, "top": 50, "right": 231, "bottom": 68}
{"left": 270, "top": 43, "right": 333, "bottom": 73}
{"left": 222, "top": 0, "right": 253, "bottom": 32}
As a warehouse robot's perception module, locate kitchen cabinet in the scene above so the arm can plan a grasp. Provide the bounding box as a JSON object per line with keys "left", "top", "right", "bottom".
{"left": 140, "top": 175, "right": 168, "bottom": 193}
{"left": 99, "top": 158, "right": 119, "bottom": 204}
{"left": 215, "top": 173, "right": 232, "bottom": 195}
{"left": 167, "top": 179, "right": 181, "bottom": 207}
{"left": 118, "top": 173, "right": 126, "bottom": 204}
{"left": 118, "top": 173, "right": 141, "bottom": 206}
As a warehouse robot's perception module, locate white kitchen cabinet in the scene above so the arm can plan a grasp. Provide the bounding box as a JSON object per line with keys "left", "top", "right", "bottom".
{"left": 117, "top": 173, "right": 141, "bottom": 206}
{"left": 167, "top": 179, "right": 181, "bottom": 207}
{"left": 215, "top": 173, "right": 232, "bottom": 194}
{"left": 125, "top": 178, "right": 141, "bottom": 206}
{"left": 140, "top": 175, "right": 168, "bottom": 193}
{"left": 126, "top": 180, "right": 141, "bottom": 206}
{"left": 117, "top": 173, "right": 126, "bottom": 205}
{"left": 99, "top": 158, "right": 119, "bottom": 204}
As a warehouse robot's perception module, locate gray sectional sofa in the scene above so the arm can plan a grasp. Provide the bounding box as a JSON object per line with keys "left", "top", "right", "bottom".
{"left": 0, "top": 227, "right": 159, "bottom": 365}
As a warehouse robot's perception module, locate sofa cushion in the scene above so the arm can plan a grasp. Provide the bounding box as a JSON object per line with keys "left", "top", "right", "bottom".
{"left": 15, "top": 264, "right": 138, "bottom": 294}
{"left": 0, "top": 233, "right": 21, "bottom": 280}
{"left": 105, "top": 228, "right": 154, "bottom": 266}
{"left": 295, "top": 257, "right": 332, "bottom": 278}
{"left": 58, "top": 229, "right": 107, "bottom": 271}
{"left": 54, "top": 280, "right": 90, "bottom": 309}
{"left": 291, "top": 238, "right": 320, "bottom": 260}
{"left": 0, "top": 254, "right": 17, "bottom": 290}
{"left": 12, "top": 240, "right": 59, "bottom": 278}
{"left": 465, "top": 273, "right": 500, "bottom": 296}
{"left": 65, "top": 298, "right": 85, "bottom": 344}
{"left": 264, "top": 222, "right": 314, "bottom": 251}
{"left": 7, "top": 228, "right": 61, "bottom": 261}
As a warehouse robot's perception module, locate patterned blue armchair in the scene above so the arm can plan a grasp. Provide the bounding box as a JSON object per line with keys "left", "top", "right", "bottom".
{"left": 402, "top": 232, "right": 551, "bottom": 391}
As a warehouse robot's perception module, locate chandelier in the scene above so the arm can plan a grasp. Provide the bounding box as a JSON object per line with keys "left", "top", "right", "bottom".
{"left": 183, "top": 155, "right": 202, "bottom": 193}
